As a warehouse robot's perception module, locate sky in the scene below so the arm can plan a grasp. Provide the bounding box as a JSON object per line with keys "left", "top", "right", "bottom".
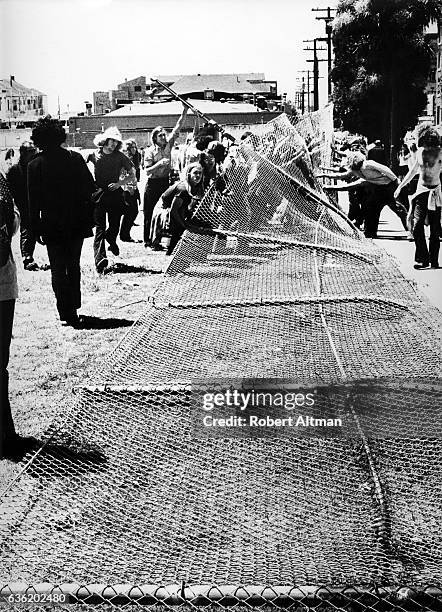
{"left": 1, "top": 0, "right": 337, "bottom": 115}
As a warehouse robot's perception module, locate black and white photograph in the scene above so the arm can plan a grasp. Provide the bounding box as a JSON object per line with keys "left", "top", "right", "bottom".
{"left": 0, "top": 1, "right": 441, "bottom": 610}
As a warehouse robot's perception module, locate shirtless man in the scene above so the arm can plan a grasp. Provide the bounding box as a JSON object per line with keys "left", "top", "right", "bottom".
{"left": 394, "top": 124, "right": 442, "bottom": 269}
{"left": 320, "top": 151, "right": 407, "bottom": 238}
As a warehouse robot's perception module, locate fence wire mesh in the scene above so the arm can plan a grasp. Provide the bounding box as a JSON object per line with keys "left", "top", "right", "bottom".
{"left": 1, "top": 108, "right": 441, "bottom": 611}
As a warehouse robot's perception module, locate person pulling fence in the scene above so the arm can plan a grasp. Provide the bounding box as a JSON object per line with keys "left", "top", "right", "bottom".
{"left": 394, "top": 124, "right": 442, "bottom": 270}
{"left": 143, "top": 105, "right": 188, "bottom": 248}
{"left": 321, "top": 151, "right": 408, "bottom": 238}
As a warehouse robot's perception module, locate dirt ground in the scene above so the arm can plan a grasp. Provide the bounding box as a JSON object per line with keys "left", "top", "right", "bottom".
{"left": 1, "top": 208, "right": 166, "bottom": 489}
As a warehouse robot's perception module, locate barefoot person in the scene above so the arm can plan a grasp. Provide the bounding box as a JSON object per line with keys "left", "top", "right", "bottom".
{"left": 394, "top": 124, "right": 442, "bottom": 269}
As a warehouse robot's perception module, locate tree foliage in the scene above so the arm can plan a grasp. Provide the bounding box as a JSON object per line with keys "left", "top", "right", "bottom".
{"left": 332, "top": 0, "right": 441, "bottom": 161}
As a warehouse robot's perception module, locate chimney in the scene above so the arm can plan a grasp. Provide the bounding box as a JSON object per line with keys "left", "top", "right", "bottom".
{"left": 10, "top": 75, "right": 15, "bottom": 86}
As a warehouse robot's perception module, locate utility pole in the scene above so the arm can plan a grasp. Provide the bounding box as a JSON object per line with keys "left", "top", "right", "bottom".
{"left": 295, "top": 77, "right": 306, "bottom": 114}
{"left": 303, "top": 39, "right": 327, "bottom": 110}
{"left": 312, "top": 7, "right": 336, "bottom": 101}
{"left": 300, "top": 77, "right": 305, "bottom": 114}
{"left": 298, "top": 70, "right": 311, "bottom": 113}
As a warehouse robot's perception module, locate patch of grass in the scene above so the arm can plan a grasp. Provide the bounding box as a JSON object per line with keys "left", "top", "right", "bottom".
{"left": 0, "top": 215, "right": 165, "bottom": 490}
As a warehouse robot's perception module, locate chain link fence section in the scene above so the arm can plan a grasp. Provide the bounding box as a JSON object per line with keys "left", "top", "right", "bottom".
{"left": 1, "top": 582, "right": 442, "bottom": 610}
{"left": 1, "top": 110, "right": 441, "bottom": 611}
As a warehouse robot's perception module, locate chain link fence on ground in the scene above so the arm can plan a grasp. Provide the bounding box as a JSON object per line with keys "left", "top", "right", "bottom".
{"left": 1, "top": 108, "right": 441, "bottom": 611}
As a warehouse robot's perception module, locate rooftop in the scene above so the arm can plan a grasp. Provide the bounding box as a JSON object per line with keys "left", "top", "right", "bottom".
{"left": 152, "top": 75, "right": 184, "bottom": 86}
{"left": 0, "top": 78, "right": 45, "bottom": 96}
{"left": 152, "top": 73, "right": 266, "bottom": 88}
{"left": 107, "top": 99, "right": 262, "bottom": 117}
{"left": 167, "top": 74, "right": 263, "bottom": 96}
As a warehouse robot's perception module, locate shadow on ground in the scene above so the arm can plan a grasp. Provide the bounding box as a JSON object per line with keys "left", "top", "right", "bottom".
{"left": 376, "top": 235, "right": 411, "bottom": 241}
{"left": 79, "top": 315, "right": 134, "bottom": 329}
{"left": 2, "top": 436, "right": 107, "bottom": 470}
{"left": 106, "top": 263, "right": 163, "bottom": 274}
{"left": 38, "top": 439, "right": 107, "bottom": 469}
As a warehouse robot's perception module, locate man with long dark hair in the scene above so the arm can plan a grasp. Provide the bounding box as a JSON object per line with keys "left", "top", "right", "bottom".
{"left": 90, "top": 127, "right": 135, "bottom": 271}
{"left": 143, "top": 105, "right": 188, "bottom": 247}
{"left": 28, "top": 116, "right": 95, "bottom": 326}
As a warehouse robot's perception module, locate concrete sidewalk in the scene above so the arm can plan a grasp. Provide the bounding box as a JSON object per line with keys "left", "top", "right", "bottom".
{"left": 370, "top": 208, "right": 441, "bottom": 312}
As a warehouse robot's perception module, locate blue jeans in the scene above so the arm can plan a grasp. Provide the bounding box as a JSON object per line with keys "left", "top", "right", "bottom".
{"left": 120, "top": 189, "right": 139, "bottom": 240}
{"left": 143, "top": 178, "right": 169, "bottom": 245}
{"left": 93, "top": 191, "right": 124, "bottom": 270}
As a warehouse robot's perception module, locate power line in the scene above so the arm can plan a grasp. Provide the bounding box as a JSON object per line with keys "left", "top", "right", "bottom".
{"left": 312, "top": 7, "right": 336, "bottom": 100}
{"left": 303, "top": 39, "right": 327, "bottom": 111}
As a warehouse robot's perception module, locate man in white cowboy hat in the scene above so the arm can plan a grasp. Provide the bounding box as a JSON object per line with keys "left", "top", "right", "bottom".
{"left": 91, "top": 126, "right": 136, "bottom": 272}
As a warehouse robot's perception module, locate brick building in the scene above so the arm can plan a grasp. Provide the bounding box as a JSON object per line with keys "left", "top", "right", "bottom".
{"left": 92, "top": 73, "right": 280, "bottom": 114}
{"left": 93, "top": 76, "right": 153, "bottom": 114}
{"left": 0, "top": 76, "right": 47, "bottom": 127}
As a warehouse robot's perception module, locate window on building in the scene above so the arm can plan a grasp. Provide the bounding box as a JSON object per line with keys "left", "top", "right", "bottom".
{"left": 134, "top": 85, "right": 142, "bottom": 92}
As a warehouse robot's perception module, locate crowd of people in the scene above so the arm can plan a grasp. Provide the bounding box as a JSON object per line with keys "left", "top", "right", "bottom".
{"left": 319, "top": 125, "right": 442, "bottom": 270}
{"left": 0, "top": 110, "right": 239, "bottom": 458}
{"left": 81, "top": 105, "right": 234, "bottom": 264}
{"left": 1, "top": 111, "right": 441, "bottom": 459}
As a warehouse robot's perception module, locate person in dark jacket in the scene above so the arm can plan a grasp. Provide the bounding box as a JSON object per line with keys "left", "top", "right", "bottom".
{"left": 90, "top": 127, "right": 135, "bottom": 271}
{"left": 6, "top": 141, "right": 40, "bottom": 270}
{"left": 28, "top": 116, "right": 95, "bottom": 327}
